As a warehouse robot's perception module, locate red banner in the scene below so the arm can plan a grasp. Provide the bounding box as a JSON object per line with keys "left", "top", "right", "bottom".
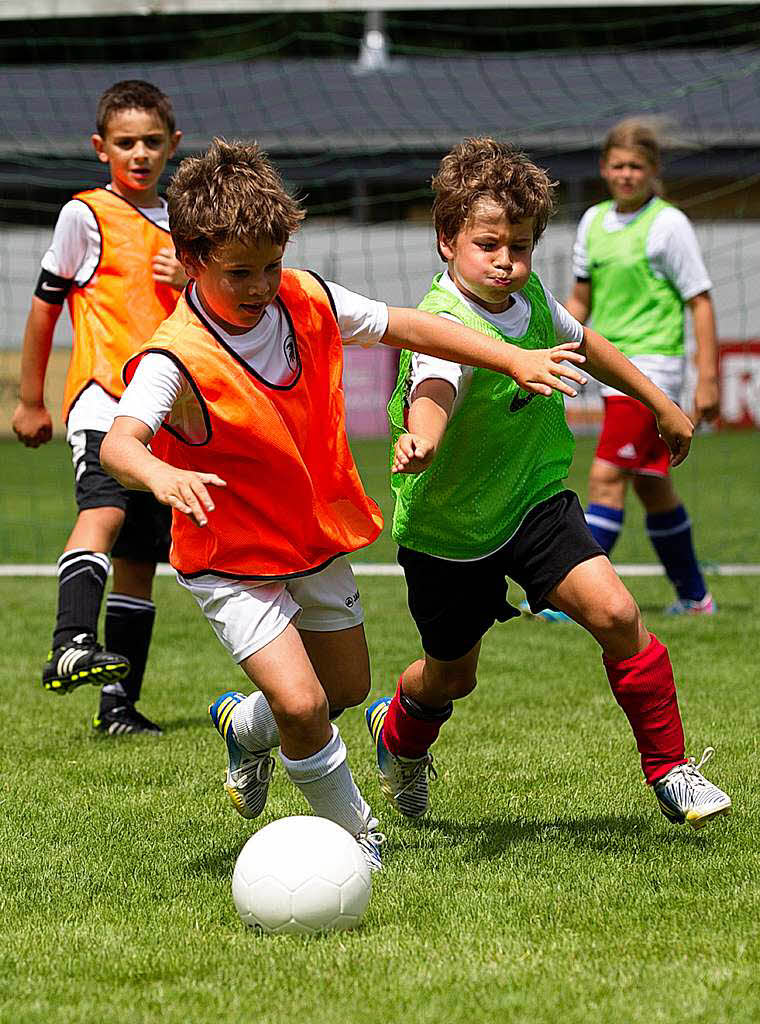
{"left": 718, "top": 341, "right": 760, "bottom": 429}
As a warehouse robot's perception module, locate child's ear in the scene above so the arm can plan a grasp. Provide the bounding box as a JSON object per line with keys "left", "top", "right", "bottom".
{"left": 180, "top": 253, "right": 200, "bottom": 280}
{"left": 438, "top": 234, "right": 456, "bottom": 262}
{"left": 168, "top": 130, "right": 182, "bottom": 159}
{"left": 91, "top": 134, "right": 109, "bottom": 164}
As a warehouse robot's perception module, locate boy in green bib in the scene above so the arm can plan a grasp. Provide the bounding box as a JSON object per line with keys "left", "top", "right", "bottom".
{"left": 366, "top": 137, "right": 731, "bottom": 831}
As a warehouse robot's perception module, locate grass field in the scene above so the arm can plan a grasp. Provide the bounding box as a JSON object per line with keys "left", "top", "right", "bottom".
{"left": 1, "top": 433, "right": 758, "bottom": 1023}
{"left": 1, "top": 431, "right": 758, "bottom": 565}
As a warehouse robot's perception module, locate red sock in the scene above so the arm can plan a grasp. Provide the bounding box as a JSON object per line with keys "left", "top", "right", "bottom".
{"left": 382, "top": 677, "right": 448, "bottom": 759}
{"left": 603, "top": 633, "right": 686, "bottom": 785}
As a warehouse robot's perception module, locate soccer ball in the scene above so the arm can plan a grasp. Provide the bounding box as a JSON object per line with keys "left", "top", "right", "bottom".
{"left": 231, "top": 815, "right": 372, "bottom": 934}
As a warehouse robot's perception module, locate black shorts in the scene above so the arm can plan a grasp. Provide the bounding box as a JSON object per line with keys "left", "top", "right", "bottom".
{"left": 398, "top": 490, "right": 604, "bottom": 662}
{"left": 71, "top": 429, "right": 171, "bottom": 563}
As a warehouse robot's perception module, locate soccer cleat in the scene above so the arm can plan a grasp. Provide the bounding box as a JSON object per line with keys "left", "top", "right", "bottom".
{"left": 365, "top": 697, "right": 436, "bottom": 818}
{"left": 356, "top": 825, "right": 385, "bottom": 873}
{"left": 209, "top": 691, "right": 275, "bottom": 820}
{"left": 653, "top": 747, "right": 732, "bottom": 830}
{"left": 93, "top": 701, "right": 163, "bottom": 736}
{"left": 518, "top": 600, "right": 572, "bottom": 623}
{"left": 42, "top": 633, "right": 130, "bottom": 695}
{"left": 664, "top": 593, "right": 716, "bottom": 616}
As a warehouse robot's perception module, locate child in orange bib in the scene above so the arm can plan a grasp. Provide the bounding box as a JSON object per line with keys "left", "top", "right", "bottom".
{"left": 101, "top": 138, "right": 587, "bottom": 870}
{"left": 12, "top": 80, "right": 185, "bottom": 735}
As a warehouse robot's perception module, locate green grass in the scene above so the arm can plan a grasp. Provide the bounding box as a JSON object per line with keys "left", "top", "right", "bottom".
{"left": 2, "top": 575, "right": 759, "bottom": 1023}
{"left": 1, "top": 431, "right": 759, "bottom": 1022}
{"left": 1, "top": 431, "right": 756, "bottom": 565}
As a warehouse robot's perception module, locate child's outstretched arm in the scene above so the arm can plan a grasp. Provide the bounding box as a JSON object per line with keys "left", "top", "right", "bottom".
{"left": 384, "top": 308, "right": 586, "bottom": 398}
{"left": 101, "top": 416, "right": 225, "bottom": 528}
{"left": 393, "top": 378, "right": 455, "bottom": 475}
{"left": 581, "top": 326, "right": 694, "bottom": 466}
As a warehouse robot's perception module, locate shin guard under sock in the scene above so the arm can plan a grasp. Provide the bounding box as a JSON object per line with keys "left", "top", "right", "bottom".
{"left": 53, "top": 549, "right": 110, "bottom": 648}
{"left": 280, "top": 725, "right": 374, "bottom": 837}
{"left": 586, "top": 503, "right": 624, "bottom": 555}
{"left": 383, "top": 676, "right": 453, "bottom": 759}
{"left": 603, "top": 633, "right": 686, "bottom": 784}
{"left": 646, "top": 506, "right": 707, "bottom": 602}
{"left": 104, "top": 594, "right": 155, "bottom": 703}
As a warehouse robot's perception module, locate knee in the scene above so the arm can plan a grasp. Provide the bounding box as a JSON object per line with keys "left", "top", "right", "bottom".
{"left": 589, "top": 464, "right": 624, "bottom": 506}
{"left": 112, "top": 558, "right": 156, "bottom": 597}
{"left": 597, "top": 590, "right": 640, "bottom": 636}
{"left": 272, "top": 691, "right": 329, "bottom": 735}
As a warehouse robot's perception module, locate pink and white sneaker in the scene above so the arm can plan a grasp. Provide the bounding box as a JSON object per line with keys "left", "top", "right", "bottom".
{"left": 664, "top": 593, "right": 716, "bottom": 616}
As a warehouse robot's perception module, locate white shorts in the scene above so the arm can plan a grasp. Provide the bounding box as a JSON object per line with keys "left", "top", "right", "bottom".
{"left": 177, "top": 556, "right": 364, "bottom": 663}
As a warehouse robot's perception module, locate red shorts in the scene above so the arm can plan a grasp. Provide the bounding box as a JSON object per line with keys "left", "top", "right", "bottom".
{"left": 595, "top": 396, "right": 671, "bottom": 477}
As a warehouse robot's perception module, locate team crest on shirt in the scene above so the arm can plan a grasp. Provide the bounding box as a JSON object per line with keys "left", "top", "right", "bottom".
{"left": 283, "top": 333, "right": 297, "bottom": 370}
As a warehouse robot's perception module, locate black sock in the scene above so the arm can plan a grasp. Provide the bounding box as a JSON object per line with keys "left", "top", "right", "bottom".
{"left": 52, "top": 549, "right": 110, "bottom": 648}
{"left": 104, "top": 594, "right": 156, "bottom": 704}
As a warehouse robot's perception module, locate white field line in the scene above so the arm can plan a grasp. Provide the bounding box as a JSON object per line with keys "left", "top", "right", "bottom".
{"left": 1, "top": 563, "right": 760, "bottom": 578}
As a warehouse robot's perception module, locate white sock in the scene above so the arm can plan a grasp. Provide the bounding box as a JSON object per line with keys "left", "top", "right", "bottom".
{"left": 280, "top": 725, "right": 376, "bottom": 837}
{"left": 231, "top": 691, "right": 280, "bottom": 752}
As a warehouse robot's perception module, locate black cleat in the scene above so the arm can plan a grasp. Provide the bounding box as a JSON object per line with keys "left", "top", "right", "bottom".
{"left": 93, "top": 700, "right": 163, "bottom": 736}
{"left": 42, "top": 634, "right": 130, "bottom": 695}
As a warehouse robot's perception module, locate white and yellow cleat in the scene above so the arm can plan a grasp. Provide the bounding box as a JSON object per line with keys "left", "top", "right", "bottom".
{"left": 365, "top": 697, "right": 436, "bottom": 818}
{"left": 209, "top": 691, "right": 274, "bottom": 819}
{"left": 653, "top": 747, "right": 732, "bottom": 830}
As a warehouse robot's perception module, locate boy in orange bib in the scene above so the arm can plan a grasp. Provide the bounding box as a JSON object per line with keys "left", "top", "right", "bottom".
{"left": 101, "top": 138, "right": 586, "bottom": 869}
{"left": 12, "top": 81, "right": 185, "bottom": 735}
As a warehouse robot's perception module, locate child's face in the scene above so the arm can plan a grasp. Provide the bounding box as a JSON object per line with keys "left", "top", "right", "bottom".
{"left": 183, "top": 239, "right": 284, "bottom": 335}
{"left": 92, "top": 108, "right": 181, "bottom": 205}
{"left": 440, "top": 201, "right": 535, "bottom": 313}
{"left": 600, "top": 146, "right": 658, "bottom": 212}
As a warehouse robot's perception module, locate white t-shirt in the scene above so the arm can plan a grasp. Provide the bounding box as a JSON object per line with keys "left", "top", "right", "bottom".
{"left": 117, "top": 279, "right": 389, "bottom": 439}
{"left": 408, "top": 269, "right": 584, "bottom": 412}
{"left": 42, "top": 187, "right": 170, "bottom": 285}
{"left": 572, "top": 197, "right": 712, "bottom": 401}
{"left": 41, "top": 187, "right": 172, "bottom": 437}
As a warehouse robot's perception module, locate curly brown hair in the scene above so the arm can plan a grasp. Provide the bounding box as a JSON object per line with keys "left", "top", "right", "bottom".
{"left": 431, "top": 137, "right": 557, "bottom": 253}
{"left": 96, "top": 80, "right": 176, "bottom": 137}
{"left": 167, "top": 138, "right": 305, "bottom": 266}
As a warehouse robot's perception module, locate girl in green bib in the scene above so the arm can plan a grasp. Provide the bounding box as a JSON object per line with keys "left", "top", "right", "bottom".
{"left": 566, "top": 118, "right": 718, "bottom": 616}
{"left": 366, "top": 137, "right": 731, "bottom": 832}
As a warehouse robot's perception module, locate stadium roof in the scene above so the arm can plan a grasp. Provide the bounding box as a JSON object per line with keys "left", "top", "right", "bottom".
{"left": 2, "top": 49, "right": 759, "bottom": 175}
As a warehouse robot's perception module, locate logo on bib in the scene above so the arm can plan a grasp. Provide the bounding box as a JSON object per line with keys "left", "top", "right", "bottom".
{"left": 509, "top": 390, "right": 536, "bottom": 413}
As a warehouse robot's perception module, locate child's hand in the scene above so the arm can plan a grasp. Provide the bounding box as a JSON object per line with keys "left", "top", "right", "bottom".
{"left": 153, "top": 248, "right": 188, "bottom": 291}
{"left": 147, "top": 464, "right": 226, "bottom": 526}
{"left": 12, "top": 400, "right": 53, "bottom": 447}
{"left": 392, "top": 432, "right": 437, "bottom": 474}
{"left": 656, "top": 404, "right": 694, "bottom": 467}
{"left": 693, "top": 376, "right": 720, "bottom": 426}
{"left": 508, "top": 342, "right": 587, "bottom": 397}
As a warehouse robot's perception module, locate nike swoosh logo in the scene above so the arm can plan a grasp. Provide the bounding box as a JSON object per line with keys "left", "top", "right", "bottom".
{"left": 509, "top": 391, "right": 536, "bottom": 412}
{"left": 40, "top": 281, "right": 62, "bottom": 291}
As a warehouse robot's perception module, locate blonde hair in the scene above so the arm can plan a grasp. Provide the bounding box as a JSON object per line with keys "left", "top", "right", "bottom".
{"left": 431, "top": 137, "right": 557, "bottom": 250}
{"left": 167, "top": 138, "right": 304, "bottom": 265}
{"left": 601, "top": 117, "right": 662, "bottom": 170}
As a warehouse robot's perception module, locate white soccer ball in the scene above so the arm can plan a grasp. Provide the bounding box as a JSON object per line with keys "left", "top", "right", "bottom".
{"left": 231, "top": 815, "right": 372, "bottom": 934}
